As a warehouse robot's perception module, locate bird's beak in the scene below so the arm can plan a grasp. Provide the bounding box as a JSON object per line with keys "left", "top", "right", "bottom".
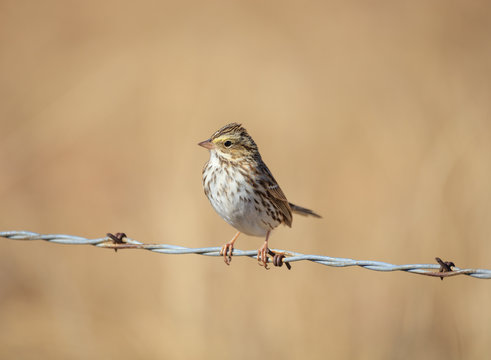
{"left": 198, "top": 139, "right": 215, "bottom": 149}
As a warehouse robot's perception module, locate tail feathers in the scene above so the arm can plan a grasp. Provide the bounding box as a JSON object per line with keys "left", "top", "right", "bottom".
{"left": 289, "top": 203, "right": 321, "bottom": 218}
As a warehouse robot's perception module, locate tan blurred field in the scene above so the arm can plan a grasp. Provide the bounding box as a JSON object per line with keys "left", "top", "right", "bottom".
{"left": 1, "top": 1, "right": 491, "bottom": 359}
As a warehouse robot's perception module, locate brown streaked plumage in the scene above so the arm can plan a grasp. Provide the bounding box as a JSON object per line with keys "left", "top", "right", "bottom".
{"left": 199, "top": 123, "right": 320, "bottom": 268}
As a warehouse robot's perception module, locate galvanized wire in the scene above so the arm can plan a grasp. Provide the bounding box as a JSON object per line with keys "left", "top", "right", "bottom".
{"left": 1, "top": 230, "right": 490, "bottom": 279}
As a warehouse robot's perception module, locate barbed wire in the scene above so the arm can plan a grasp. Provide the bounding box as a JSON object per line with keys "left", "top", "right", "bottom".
{"left": 1, "top": 230, "right": 490, "bottom": 279}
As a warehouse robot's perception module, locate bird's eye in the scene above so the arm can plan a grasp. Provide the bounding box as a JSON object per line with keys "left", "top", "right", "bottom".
{"left": 224, "top": 140, "right": 232, "bottom": 148}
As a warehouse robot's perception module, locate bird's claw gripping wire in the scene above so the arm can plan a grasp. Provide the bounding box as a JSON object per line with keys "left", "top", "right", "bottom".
{"left": 220, "top": 243, "right": 234, "bottom": 265}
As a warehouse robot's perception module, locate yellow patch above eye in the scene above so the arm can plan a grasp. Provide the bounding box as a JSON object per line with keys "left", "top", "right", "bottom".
{"left": 214, "top": 135, "right": 234, "bottom": 144}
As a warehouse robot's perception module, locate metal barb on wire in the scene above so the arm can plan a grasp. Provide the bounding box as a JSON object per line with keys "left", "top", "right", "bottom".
{"left": 1, "top": 230, "right": 490, "bottom": 279}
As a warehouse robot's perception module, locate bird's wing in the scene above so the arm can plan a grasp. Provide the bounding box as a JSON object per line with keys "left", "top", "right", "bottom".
{"left": 258, "top": 162, "right": 293, "bottom": 227}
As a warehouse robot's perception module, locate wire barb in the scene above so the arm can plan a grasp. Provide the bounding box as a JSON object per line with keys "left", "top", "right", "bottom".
{"left": 1, "top": 230, "right": 490, "bottom": 279}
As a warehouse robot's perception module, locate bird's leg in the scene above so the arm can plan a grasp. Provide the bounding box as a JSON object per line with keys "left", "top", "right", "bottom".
{"left": 220, "top": 231, "right": 240, "bottom": 265}
{"left": 257, "top": 231, "right": 271, "bottom": 269}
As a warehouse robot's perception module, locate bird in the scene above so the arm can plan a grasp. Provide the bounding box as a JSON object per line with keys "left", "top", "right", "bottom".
{"left": 198, "top": 123, "right": 321, "bottom": 268}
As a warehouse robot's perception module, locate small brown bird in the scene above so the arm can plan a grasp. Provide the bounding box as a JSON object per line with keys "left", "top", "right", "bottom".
{"left": 199, "top": 123, "right": 320, "bottom": 268}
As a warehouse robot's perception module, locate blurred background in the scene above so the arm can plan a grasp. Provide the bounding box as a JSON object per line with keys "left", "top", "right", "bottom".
{"left": 1, "top": 0, "right": 491, "bottom": 359}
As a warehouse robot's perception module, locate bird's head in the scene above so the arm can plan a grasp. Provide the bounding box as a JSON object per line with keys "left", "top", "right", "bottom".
{"left": 198, "top": 123, "right": 258, "bottom": 161}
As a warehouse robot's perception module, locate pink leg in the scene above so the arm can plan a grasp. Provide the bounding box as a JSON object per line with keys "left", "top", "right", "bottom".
{"left": 257, "top": 231, "right": 271, "bottom": 269}
{"left": 220, "top": 231, "right": 240, "bottom": 265}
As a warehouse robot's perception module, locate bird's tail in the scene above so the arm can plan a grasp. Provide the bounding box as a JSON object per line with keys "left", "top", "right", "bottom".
{"left": 289, "top": 203, "right": 321, "bottom": 218}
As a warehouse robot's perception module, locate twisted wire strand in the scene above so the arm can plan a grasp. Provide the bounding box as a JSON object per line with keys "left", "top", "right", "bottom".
{"left": 1, "top": 230, "right": 490, "bottom": 279}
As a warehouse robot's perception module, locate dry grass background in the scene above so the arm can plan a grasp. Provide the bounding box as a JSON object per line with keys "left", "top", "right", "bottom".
{"left": 1, "top": 1, "right": 491, "bottom": 359}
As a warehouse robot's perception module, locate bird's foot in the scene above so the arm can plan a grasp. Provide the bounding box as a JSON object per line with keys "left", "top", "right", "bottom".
{"left": 257, "top": 242, "right": 270, "bottom": 269}
{"left": 220, "top": 242, "right": 234, "bottom": 265}
{"left": 219, "top": 232, "right": 240, "bottom": 266}
{"left": 257, "top": 247, "right": 292, "bottom": 270}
